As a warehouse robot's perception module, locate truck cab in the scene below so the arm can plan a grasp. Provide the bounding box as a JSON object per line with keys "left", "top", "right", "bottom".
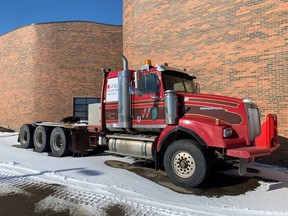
{"left": 104, "top": 61, "right": 199, "bottom": 132}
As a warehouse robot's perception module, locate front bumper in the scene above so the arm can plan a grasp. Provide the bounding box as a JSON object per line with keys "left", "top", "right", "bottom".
{"left": 226, "top": 143, "right": 280, "bottom": 159}
{"left": 226, "top": 114, "right": 280, "bottom": 159}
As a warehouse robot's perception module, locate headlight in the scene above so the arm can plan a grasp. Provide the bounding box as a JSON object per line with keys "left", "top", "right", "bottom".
{"left": 223, "top": 128, "right": 234, "bottom": 138}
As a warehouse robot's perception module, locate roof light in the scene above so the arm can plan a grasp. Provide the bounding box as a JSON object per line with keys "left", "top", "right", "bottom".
{"left": 145, "top": 59, "right": 152, "bottom": 66}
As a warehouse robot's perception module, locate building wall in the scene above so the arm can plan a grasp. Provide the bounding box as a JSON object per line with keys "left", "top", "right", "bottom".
{"left": 123, "top": 0, "right": 288, "bottom": 166}
{"left": 0, "top": 21, "right": 123, "bottom": 131}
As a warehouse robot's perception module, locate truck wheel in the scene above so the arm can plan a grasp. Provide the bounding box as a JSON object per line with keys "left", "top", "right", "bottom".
{"left": 19, "top": 124, "right": 35, "bottom": 148}
{"left": 33, "top": 126, "right": 50, "bottom": 152}
{"left": 50, "top": 127, "right": 70, "bottom": 157}
{"left": 163, "top": 139, "right": 210, "bottom": 188}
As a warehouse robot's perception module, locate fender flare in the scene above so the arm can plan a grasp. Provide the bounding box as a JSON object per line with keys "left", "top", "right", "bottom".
{"left": 157, "top": 126, "right": 207, "bottom": 153}
{"left": 177, "top": 126, "right": 207, "bottom": 146}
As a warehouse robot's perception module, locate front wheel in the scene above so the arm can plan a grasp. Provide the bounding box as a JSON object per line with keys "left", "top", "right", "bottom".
{"left": 163, "top": 139, "right": 210, "bottom": 188}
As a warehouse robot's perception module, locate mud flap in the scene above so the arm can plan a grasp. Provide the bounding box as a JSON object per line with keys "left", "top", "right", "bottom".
{"left": 239, "top": 158, "right": 248, "bottom": 175}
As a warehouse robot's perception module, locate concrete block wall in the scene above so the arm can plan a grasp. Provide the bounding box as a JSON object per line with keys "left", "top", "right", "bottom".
{"left": 0, "top": 21, "right": 123, "bottom": 131}
{"left": 123, "top": 0, "right": 288, "bottom": 167}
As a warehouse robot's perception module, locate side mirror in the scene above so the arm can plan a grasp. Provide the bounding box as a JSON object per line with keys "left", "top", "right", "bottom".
{"left": 134, "top": 71, "right": 144, "bottom": 96}
{"left": 134, "top": 71, "right": 143, "bottom": 89}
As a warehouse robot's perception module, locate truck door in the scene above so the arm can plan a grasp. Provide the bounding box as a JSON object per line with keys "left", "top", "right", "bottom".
{"left": 131, "top": 72, "right": 166, "bottom": 131}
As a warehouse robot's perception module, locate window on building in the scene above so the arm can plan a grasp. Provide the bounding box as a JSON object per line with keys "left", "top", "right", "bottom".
{"left": 73, "top": 97, "right": 100, "bottom": 120}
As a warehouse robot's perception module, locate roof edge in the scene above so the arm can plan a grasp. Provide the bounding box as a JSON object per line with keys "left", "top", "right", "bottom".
{"left": 1, "top": 20, "right": 122, "bottom": 37}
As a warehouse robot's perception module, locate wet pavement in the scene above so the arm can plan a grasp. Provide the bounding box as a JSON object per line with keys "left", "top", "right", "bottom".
{"left": 0, "top": 178, "right": 129, "bottom": 216}
{"left": 0, "top": 183, "right": 128, "bottom": 216}
{"left": 0, "top": 184, "right": 69, "bottom": 216}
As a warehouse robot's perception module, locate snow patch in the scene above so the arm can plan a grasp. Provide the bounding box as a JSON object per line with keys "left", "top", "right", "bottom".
{"left": 0, "top": 183, "right": 30, "bottom": 196}
{"left": 0, "top": 132, "right": 18, "bottom": 138}
{"left": 35, "top": 196, "right": 100, "bottom": 216}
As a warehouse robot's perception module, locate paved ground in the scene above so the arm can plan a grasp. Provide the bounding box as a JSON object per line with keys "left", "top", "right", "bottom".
{"left": 0, "top": 181, "right": 128, "bottom": 216}
{"left": 0, "top": 159, "right": 272, "bottom": 216}
{"left": 0, "top": 130, "right": 284, "bottom": 215}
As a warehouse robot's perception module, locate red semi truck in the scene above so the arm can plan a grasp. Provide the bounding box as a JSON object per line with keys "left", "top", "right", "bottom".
{"left": 18, "top": 56, "right": 280, "bottom": 187}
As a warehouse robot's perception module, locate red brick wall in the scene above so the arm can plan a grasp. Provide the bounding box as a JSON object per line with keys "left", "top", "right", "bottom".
{"left": 123, "top": 0, "right": 288, "bottom": 166}
{"left": 0, "top": 21, "right": 123, "bottom": 131}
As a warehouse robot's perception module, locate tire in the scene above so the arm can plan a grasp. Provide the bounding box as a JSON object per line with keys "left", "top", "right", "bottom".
{"left": 33, "top": 126, "right": 51, "bottom": 152}
{"left": 19, "top": 124, "right": 35, "bottom": 148}
{"left": 50, "top": 127, "right": 70, "bottom": 157}
{"left": 164, "top": 139, "right": 210, "bottom": 188}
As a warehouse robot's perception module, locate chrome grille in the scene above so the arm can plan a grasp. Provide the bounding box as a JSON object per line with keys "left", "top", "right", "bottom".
{"left": 244, "top": 99, "right": 261, "bottom": 143}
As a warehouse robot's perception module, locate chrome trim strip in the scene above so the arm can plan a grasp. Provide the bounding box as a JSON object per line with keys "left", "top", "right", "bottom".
{"left": 132, "top": 124, "right": 166, "bottom": 129}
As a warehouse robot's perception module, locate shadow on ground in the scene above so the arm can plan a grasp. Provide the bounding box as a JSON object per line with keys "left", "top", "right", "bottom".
{"left": 105, "top": 160, "right": 278, "bottom": 197}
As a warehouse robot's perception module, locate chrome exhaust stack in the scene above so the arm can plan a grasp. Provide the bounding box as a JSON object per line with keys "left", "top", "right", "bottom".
{"left": 118, "top": 55, "right": 131, "bottom": 128}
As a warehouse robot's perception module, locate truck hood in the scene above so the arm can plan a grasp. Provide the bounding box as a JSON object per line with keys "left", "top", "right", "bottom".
{"left": 179, "top": 93, "right": 246, "bottom": 125}
{"left": 180, "top": 92, "right": 244, "bottom": 105}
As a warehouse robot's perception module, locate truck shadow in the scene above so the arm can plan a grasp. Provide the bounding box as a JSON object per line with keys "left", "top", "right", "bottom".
{"left": 105, "top": 160, "right": 279, "bottom": 197}
{"left": 259, "top": 135, "right": 288, "bottom": 168}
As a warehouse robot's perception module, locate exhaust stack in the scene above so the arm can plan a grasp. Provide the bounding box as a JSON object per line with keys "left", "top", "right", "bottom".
{"left": 118, "top": 55, "right": 131, "bottom": 128}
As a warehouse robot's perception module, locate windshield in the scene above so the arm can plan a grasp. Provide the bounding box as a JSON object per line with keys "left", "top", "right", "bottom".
{"left": 162, "top": 71, "right": 197, "bottom": 93}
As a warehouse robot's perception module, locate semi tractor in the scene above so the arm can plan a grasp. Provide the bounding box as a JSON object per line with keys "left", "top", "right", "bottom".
{"left": 18, "top": 56, "right": 280, "bottom": 187}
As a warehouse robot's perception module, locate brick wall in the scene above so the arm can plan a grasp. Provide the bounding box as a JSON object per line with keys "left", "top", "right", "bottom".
{"left": 123, "top": 0, "right": 288, "bottom": 167}
{"left": 0, "top": 21, "right": 123, "bottom": 131}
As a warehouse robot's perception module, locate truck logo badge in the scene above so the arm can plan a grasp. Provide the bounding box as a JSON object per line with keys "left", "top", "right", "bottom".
{"left": 200, "top": 107, "right": 223, "bottom": 111}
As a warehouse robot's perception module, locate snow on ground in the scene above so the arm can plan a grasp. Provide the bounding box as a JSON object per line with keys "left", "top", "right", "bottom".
{"left": 0, "top": 132, "right": 288, "bottom": 215}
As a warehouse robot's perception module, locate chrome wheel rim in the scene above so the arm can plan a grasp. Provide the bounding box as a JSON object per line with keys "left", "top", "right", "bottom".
{"left": 172, "top": 151, "right": 195, "bottom": 178}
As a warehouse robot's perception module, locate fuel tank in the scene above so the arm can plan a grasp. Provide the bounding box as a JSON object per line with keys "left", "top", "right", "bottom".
{"left": 107, "top": 133, "right": 157, "bottom": 160}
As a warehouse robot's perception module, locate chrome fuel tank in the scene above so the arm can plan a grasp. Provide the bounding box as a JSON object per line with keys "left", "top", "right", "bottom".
{"left": 107, "top": 134, "right": 157, "bottom": 160}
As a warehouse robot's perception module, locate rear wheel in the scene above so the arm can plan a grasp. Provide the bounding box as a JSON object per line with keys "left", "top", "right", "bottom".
{"left": 164, "top": 139, "right": 210, "bottom": 188}
{"left": 33, "top": 126, "right": 50, "bottom": 152}
{"left": 50, "top": 127, "right": 70, "bottom": 157}
{"left": 19, "top": 124, "right": 35, "bottom": 148}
